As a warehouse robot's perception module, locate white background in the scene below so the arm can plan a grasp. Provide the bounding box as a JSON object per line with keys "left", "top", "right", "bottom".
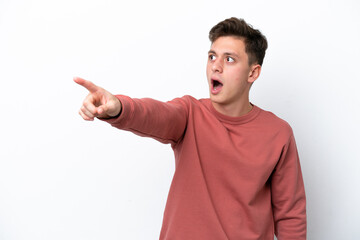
{"left": 0, "top": 0, "right": 359, "bottom": 239}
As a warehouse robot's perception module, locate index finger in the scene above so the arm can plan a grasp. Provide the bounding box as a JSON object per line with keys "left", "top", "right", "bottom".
{"left": 73, "top": 76, "right": 99, "bottom": 93}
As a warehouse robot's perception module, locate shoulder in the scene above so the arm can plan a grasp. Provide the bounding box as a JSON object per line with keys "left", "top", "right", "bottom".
{"left": 169, "top": 95, "right": 211, "bottom": 109}
{"left": 256, "top": 106, "right": 294, "bottom": 139}
{"left": 168, "top": 96, "right": 217, "bottom": 121}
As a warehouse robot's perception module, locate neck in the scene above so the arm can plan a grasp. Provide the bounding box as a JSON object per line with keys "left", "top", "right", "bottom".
{"left": 212, "top": 99, "right": 253, "bottom": 117}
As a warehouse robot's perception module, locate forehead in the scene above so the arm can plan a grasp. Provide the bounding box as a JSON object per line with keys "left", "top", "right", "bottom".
{"left": 210, "top": 36, "right": 246, "bottom": 56}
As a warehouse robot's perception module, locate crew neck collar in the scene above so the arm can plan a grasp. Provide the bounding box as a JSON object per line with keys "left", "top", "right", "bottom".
{"left": 208, "top": 100, "right": 261, "bottom": 125}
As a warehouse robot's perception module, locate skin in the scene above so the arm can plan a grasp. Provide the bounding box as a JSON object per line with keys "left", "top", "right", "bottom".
{"left": 74, "top": 77, "right": 122, "bottom": 121}
{"left": 207, "top": 36, "right": 261, "bottom": 117}
{"left": 76, "top": 36, "right": 262, "bottom": 120}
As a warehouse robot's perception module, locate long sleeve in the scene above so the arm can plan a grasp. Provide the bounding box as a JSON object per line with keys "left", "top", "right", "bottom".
{"left": 101, "top": 95, "right": 189, "bottom": 145}
{"left": 271, "top": 134, "right": 307, "bottom": 239}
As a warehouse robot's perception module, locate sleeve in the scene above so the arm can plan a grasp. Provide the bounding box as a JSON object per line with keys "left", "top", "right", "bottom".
{"left": 100, "top": 95, "right": 189, "bottom": 146}
{"left": 271, "top": 133, "right": 307, "bottom": 240}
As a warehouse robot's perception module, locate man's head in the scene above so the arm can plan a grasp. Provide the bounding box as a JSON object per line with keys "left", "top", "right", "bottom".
{"left": 209, "top": 17, "right": 267, "bottom": 66}
{"left": 206, "top": 18, "right": 268, "bottom": 116}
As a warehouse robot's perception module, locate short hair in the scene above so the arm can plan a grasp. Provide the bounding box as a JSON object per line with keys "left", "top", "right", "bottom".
{"left": 209, "top": 17, "right": 268, "bottom": 66}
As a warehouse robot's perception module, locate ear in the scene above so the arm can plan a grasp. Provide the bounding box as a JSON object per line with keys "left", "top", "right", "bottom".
{"left": 248, "top": 64, "right": 261, "bottom": 83}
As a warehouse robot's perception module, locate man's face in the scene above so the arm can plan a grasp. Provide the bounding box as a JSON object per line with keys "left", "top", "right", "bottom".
{"left": 206, "top": 36, "right": 253, "bottom": 108}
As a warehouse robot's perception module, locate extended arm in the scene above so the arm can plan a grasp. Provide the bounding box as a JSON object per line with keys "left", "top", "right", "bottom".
{"left": 74, "top": 77, "right": 188, "bottom": 145}
{"left": 102, "top": 95, "right": 188, "bottom": 145}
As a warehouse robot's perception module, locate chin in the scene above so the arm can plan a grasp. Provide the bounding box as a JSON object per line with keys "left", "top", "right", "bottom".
{"left": 209, "top": 94, "right": 225, "bottom": 104}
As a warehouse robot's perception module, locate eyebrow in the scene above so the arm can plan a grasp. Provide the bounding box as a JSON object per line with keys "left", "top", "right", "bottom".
{"left": 208, "top": 50, "right": 240, "bottom": 58}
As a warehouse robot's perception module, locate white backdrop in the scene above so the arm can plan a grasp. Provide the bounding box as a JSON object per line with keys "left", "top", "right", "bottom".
{"left": 0, "top": 0, "right": 359, "bottom": 239}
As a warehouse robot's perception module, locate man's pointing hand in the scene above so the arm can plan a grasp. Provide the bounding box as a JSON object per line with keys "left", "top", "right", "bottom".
{"left": 74, "top": 77, "right": 122, "bottom": 121}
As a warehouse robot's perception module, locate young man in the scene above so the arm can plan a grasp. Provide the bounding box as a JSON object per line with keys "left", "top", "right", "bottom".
{"left": 75, "top": 17, "right": 306, "bottom": 240}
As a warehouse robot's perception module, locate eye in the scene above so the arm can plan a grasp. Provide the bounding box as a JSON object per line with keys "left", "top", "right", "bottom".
{"left": 226, "top": 56, "right": 235, "bottom": 63}
{"left": 209, "top": 54, "right": 216, "bottom": 61}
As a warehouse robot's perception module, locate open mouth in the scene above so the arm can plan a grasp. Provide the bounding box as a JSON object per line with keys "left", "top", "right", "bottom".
{"left": 212, "top": 79, "right": 223, "bottom": 91}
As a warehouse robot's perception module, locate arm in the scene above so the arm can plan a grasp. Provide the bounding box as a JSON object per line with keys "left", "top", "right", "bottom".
{"left": 271, "top": 134, "right": 307, "bottom": 240}
{"left": 74, "top": 77, "right": 188, "bottom": 145}
{"left": 102, "top": 95, "right": 188, "bottom": 145}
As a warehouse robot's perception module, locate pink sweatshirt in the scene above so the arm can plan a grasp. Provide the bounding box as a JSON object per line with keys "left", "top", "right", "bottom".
{"left": 103, "top": 95, "right": 306, "bottom": 240}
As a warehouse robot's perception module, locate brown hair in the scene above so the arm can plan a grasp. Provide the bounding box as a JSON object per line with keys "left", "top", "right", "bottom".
{"left": 209, "top": 17, "right": 268, "bottom": 66}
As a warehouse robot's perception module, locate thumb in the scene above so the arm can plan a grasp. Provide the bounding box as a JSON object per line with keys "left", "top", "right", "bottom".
{"left": 97, "top": 105, "right": 106, "bottom": 115}
{"left": 98, "top": 100, "right": 121, "bottom": 117}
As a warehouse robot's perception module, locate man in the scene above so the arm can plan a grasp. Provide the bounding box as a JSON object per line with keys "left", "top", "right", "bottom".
{"left": 75, "top": 17, "right": 306, "bottom": 240}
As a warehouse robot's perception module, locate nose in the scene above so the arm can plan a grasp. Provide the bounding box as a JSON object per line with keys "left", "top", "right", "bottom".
{"left": 211, "top": 58, "right": 223, "bottom": 73}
